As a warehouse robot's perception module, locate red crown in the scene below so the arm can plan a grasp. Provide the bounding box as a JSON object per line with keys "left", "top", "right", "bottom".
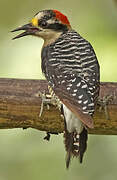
{"left": 53, "top": 10, "right": 70, "bottom": 25}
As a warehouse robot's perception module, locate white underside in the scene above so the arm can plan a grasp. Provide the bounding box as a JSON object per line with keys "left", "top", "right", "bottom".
{"left": 63, "top": 104, "right": 83, "bottom": 134}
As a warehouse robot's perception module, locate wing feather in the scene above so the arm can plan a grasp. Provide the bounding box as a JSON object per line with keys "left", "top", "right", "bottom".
{"left": 53, "top": 86, "right": 94, "bottom": 128}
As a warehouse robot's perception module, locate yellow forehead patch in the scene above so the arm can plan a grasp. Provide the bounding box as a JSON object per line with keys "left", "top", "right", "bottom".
{"left": 31, "top": 18, "right": 38, "bottom": 27}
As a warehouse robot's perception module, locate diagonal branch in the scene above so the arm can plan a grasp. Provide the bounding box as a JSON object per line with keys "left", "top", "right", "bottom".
{"left": 0, "top": 78, "right": 117, "bottom": 135}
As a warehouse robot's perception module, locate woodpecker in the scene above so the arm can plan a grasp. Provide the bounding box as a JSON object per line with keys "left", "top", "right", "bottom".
{"left": 12, "top": 9, "right": 100, "bottom": 168}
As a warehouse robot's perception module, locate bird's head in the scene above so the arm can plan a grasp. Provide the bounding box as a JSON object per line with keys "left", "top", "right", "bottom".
{"left": 12, "top": 10, "right": 71, "bottom": 45}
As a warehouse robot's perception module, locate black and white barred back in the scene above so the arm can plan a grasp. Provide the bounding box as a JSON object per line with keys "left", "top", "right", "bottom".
{"left": 41, "top": 30, "right": 100, "bottom": 167}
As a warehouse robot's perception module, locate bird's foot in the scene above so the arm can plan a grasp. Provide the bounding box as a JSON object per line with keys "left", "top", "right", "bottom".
{"left": 39, "top": 91, "right": 50, "bottom": 117}
{"left": 97, "top": 95, "right": 113, "bottom": 120}
{"left": 39, "top": 91, "right": 59, "bottom": 117}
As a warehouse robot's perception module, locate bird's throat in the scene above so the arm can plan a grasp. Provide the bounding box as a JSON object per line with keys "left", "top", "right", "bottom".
{"left": 43, "top": 31, "right": 62, "bottom": 47}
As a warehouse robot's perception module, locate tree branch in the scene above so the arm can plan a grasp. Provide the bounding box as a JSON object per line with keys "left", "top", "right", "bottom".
{"left": 0, "top": 78, "right": 117, "bottom": 135}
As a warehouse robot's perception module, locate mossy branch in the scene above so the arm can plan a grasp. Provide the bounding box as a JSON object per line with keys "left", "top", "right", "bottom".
{"left": 0, "top": 78, "right": 117, "bottom": 135}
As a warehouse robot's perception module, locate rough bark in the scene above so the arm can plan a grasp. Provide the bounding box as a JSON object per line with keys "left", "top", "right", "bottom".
{"left": 0, "top": 78, "right": 117, "bottom": 135}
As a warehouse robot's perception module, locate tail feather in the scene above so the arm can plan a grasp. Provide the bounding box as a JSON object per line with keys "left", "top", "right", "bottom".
{"left": 61, "top": 104, "right": 88, "bottom": 168}
{"left": 64, "top": 127, "right": 88, "bottom": 168}
{"left": 63, "top": 131, "right": 74, "bottom": 168}
{"left": 79, "top": 128, "right": 88, "bottom": 163}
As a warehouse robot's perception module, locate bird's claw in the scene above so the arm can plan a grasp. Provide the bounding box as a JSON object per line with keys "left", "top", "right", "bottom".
{"left": 38, "top": 91, "right": 59, "bottom": 117}
{"left": 39, "top": 91, "right": 50, "bottom": 117}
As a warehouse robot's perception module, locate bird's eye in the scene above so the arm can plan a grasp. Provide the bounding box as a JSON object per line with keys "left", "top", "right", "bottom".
{"left": 39, "top": 20, "right": 47, "bottom": 27}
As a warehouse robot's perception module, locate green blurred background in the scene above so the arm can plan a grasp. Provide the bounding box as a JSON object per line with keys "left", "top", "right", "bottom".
{"left": 0, "top": 0, "right": 117, "bottom": 179}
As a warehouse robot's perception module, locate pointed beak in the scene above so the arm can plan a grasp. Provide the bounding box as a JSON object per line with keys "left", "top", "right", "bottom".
{"left": 11, "top": 23, "right": 40, "bottom": 40}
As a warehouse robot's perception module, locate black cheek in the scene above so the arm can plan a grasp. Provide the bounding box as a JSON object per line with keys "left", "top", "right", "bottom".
{"left": 47, "top": 23, "right": 68, "bottom": 32}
